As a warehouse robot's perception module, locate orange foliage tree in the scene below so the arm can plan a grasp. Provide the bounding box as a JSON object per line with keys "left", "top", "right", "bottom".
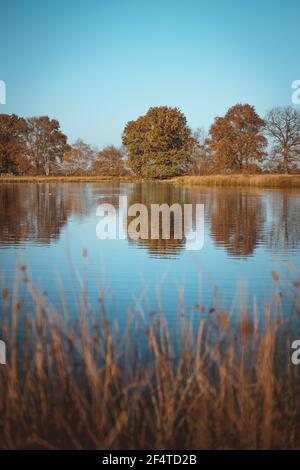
{"left": 26, "top": 116, "right": 68, "bottom": 175}
{"left": 122, "top": 106, "right": 194, "bottom": 178}
{"left": 208, "top": 104, "right": 267, "bottom": 173}
{"left": 61, "top": 139, "right": 96, "bottom": 175}
{"left": 91, "top": 146, "right": 125, "bottom": 176}
{"left": 0, "top": 114, "right": 28, "bottom": 174}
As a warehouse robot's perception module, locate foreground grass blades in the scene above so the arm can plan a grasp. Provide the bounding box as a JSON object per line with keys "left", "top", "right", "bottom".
{"left": 0, "top": 268, "right": 299, "bottom": 449}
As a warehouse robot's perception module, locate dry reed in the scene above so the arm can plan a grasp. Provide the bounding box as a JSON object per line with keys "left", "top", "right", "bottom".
{"left": 172, "top": 174, "right": 300, "bottom": 188}
{"left": 0, "top": 176, "right": 134, "bottom": 183}
{"left": 0, "top": 267, "right": 299, "bottom": 450}
{"left": 2, "top": 174, "right": 300, "bottom": 188}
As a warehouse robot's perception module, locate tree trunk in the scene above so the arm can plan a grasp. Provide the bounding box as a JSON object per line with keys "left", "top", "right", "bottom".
{"left": 45, "top": 161, "right": 50, "bottom": 176}
{"left": 283, "top": 148, "right": 289, "bottom": 174}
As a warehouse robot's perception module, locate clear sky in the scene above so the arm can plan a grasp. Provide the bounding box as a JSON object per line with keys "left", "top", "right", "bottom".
{"left": 0, "top": 0, "right": 299, "bottom": 147}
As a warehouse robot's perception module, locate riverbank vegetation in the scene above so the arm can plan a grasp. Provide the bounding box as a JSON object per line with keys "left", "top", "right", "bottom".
{"left": 172, "top": 174, "right": 300, "bottom": 188}
{"left": 0, "top": 175, "right": 135, "bottom": 183}
{"left": 1, "top": 104, "right": 300, "bottom": 180}
{"left": 0, "top": 265, "right": 299, "bottom": 449}
{"left": 2, "top": 173, "right": 300, "bottom": 189}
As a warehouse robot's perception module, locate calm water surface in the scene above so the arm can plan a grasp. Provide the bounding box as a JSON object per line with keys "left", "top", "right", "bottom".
{"left": 1, "top": 182, "right": 300, "bottom": 324}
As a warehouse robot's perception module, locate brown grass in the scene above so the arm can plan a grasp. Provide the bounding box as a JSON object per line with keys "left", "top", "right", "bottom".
{"left": 3, "top": 174, "right": 300, "bottom": 188}
{"left": 0, "top": 267, "right": 299, "bottom": 450}
{"left": 0, "top": 175, "right": 135, "bottom": 183}
{"left": 172, "top": 174, "right": 300, "bottom": 188}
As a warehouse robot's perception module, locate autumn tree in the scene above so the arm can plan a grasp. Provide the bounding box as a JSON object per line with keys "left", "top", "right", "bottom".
{"left": 0, "top": 114, "right": 28, "bottom": 174}
{"left": 122, "top": 106, "right": 194, "bottom": 178}
{"left": 265, "top": 106, "right": 300, "bottom": 173}
{"left": 61, "top": 139, "right": 96, "bottom": 175}
{"left": 26, "top": 116, "right": 68, "bottom": 175}
{"left": 91, "top": 145, "right": 125, "bottom": 176}
{"left": 208, "top": 104, "right": 266, "bottom": 173}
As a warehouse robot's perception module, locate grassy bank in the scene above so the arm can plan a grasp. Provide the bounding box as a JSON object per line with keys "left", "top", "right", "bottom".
{"left": 0, "top": 266, "right": 299, "bottom": 449}
{"left": 2, "top": 173, "right": 300, "bottom": 188}
{"left": 172, "top": 174, "right": 300, "bottom": 188}
{"left": 0, "top": 175, "right": 136, "bottom": 183}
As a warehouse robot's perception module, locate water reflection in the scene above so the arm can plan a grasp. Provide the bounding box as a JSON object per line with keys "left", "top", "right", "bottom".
{"left": 264, "top": 192, "right": 300, "bottom": 252}
{"left": 207, "top": 189, "right": 265, "bottom": 257}
{"left": 0, "top": 184, "right": 69, "bottom": 245}
{"left": 0, "top": 183, "right": 300, "bottom": 258}
{"left": 125, "top": 183, "right": 189, "bottom": 257}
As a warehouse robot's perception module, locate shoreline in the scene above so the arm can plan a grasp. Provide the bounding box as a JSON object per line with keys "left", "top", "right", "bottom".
{"left": 1, "top": 173, "right": 300, "bottom": 188}
{"left": 171, "top": 174, "right": 300, "bottom": 188}
{"left": 0, "top": 175, "right": 137, "bottom": 183}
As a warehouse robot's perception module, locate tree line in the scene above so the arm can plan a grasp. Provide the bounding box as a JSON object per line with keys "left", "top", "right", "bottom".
{"left": 1, "top": 104, "right": 300, "bottom": 178}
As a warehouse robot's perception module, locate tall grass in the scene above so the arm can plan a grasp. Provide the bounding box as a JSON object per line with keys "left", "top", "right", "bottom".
{"left": 172, "top": 174, "right": 300, "bottom": 188}
{"left": 0, "top": 267, "right": 300, "bottom": 449}
{"left": 0, "top": 175, "right": 134, "bottom": 183}
{"left": 2, "top": 174, "right": 300, "bottom": 188}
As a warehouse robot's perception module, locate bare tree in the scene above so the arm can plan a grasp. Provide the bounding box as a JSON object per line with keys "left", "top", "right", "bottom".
{"left": 191, "top": 127, "right": 210, "bottom": 175}
{"left": 265, "top": 106, "right": 300, "bottom": 173}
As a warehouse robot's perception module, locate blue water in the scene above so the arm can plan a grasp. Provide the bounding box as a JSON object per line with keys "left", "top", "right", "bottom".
{"left": 0, "top": 182, "right": 300, "bottom": 326}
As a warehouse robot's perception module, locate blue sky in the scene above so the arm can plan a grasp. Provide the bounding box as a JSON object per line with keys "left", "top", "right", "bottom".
{"left": 0, "top": 0, "right": 299, "bottom": 147}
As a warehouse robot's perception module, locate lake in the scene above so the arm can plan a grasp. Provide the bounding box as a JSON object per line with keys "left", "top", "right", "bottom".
{"left": 1, "top": 182, "right": 300, "bottom": 325}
